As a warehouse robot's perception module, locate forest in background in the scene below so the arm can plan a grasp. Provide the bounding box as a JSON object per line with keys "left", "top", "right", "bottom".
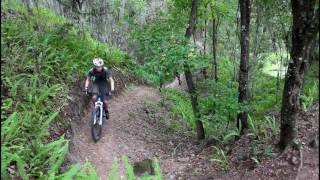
{"left": 1, "top": 0, "right": 319, "bottom": 179}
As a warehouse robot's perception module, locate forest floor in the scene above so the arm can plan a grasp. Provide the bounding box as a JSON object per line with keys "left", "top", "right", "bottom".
{"left": 66, "top": 76, "right": 319, "bottom": 180}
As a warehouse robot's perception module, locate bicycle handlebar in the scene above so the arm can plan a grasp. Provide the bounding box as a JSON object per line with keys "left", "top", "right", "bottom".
{"left": 83, "top": 90, "right": 112, "bottom": 97}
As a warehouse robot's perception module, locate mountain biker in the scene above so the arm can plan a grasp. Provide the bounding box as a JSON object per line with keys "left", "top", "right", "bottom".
{"left": 85, "top": 58, "right": 115, "bottom": 119}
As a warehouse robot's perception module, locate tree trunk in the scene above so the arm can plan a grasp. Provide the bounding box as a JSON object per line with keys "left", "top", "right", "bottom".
{"left": 237, "top": 0, "right": 251, "bottom": 132}
{"left": 250, "top": 4, "right": 261, "bottom": 99}
{"left": 184, "top": 0, "right": 205, "bottom": 140}
{"left": 212, "top": 18, "right": 218, "bottom": 81}
{"left": 279, "top": 0, "right": 319, "bottom": 150}
{"left": 193, "top": 26, "right": 197, "bottom": 45}
{"left": 202, "top": 18, "right": 208, "bottom": 79}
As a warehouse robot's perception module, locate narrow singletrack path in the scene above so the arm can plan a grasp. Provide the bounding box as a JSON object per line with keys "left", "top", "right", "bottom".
{"left": 68, "top": 82, "right": 194, "bottom": 180}
{"left": 69, "top": 86, "right": 158, "bottom": 179}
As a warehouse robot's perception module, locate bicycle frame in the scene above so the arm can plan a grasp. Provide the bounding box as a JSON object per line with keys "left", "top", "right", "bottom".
{"left": 85, "top": 91, "right": 108, "bottom": 142}
{"left": 93, "top": 96, "right": 104, "bottom": 126}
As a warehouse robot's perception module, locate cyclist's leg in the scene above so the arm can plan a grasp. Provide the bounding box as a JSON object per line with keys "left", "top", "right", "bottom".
{"left": 98, "top": 81, "right": 109, "bottom": 117}
{"left": 103, "top": 99, "right": 109, "bottom": 119}
{"left": 92, "top": 83, "right": 99, "bottom": 105}
{"left": 92, "top": 95, "right": 97, "bottom": 104}
{"left": 103, "top": 99, "right": 109, "bottom": 113}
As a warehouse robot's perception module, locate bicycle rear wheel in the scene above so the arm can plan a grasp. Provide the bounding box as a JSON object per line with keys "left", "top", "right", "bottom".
{"left": 91, "top": 108, "right": 102, "bottom": 142}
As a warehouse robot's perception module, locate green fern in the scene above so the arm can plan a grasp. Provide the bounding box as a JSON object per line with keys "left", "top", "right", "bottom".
{"left": 109, "top": 159, "right": 119, "bottom": 180}
{"left": 248, "top": 114, "right": 258, "bottom": 136}
{"left": 56, "top": 164, "right": 81, "bottom": 179}
{"left": 223, "top": 129, "right": 240, "bottom": 143}
{"left": 209, "top": 146, "right": 229, "bottom": 170}
{"left": 265, "top": 115, "right": 278, "bottom": 136}
{"left": 152, "top": 158, "right": 163, "bottom": 180}
{"left": 123, "top": 156, "right": 135, "bottom": 180}
{"left": 1, "top": 112, "right": 21, "bottom": 143}
{"left": 2, "top": 149, "right": 29, "bottom": 180}
{"left": 301, "top": 82, "right": 318, "bottom": 111}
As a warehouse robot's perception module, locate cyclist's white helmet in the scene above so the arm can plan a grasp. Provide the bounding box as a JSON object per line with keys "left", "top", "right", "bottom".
{"left": 92, "top": 58, "right": 104, "bottom": 67}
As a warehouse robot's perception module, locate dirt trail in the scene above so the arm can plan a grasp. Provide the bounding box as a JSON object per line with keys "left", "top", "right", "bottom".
{"left": 67, "top": 76, "right": 319, "bottom": 180}
{"left": 165, "top": 74, "right": 187, "bottom": 90}
{"left": 68, "top": 80, "right": 194, "bottom": 179}
{"left": 69, "top": 86, "right": 157, "bottom": 179}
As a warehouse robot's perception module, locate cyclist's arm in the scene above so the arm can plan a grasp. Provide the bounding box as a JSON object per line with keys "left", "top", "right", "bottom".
{"left": 85, "top": 76, "right": 90, "bottom": 89}
{"left": 85, "top": 69, "right": 93, "bottom": 90}
{"left": 106, "top": 68, "right": 114, "bottom": 91}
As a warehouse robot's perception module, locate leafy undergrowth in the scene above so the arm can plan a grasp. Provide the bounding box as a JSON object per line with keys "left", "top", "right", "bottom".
{"left": 161, "top": 85, "right": 282, "bottom": 170}
{"left": 1, "top": 2, "right": 138, "bottom": 179}
{"left": 161, "top": 88, "right": 318, "bottom": 178}
{"left": 160, "top": 89, "right": 195, "bottom": 128}
{"left": 160, "top": 102, "right": 318, "bottom": 180}
{"left": 159, "top": 58, "right": 318, "bottom": 178}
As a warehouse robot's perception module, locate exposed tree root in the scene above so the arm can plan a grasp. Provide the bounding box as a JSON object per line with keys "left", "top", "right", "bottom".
{"left": 294, "top": 146, "right": 303, "bottom": 180}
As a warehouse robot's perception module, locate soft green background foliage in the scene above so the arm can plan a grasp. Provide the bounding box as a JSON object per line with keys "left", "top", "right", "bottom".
{"left": 1, "top": 0, "right": 319, "bottom": 177}
{"left": 129, "top": 17, "right": 210, "bottom": 86}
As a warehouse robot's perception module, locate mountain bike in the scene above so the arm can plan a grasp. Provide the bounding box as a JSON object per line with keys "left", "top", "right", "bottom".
{"left": 85, "top": 91, "right": 109, "bottom": 142}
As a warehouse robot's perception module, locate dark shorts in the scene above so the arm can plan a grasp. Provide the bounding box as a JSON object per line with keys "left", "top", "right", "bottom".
{"left": 92, "top": 81, "right": 110, "bottom": 99}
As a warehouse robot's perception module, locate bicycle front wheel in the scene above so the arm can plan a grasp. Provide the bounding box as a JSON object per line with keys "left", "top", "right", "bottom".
{"left": 91, "top": 123, "right": 102, "bottom": 142}
{"left": 91, "top": 107, "right": 102, "bottom": 142}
